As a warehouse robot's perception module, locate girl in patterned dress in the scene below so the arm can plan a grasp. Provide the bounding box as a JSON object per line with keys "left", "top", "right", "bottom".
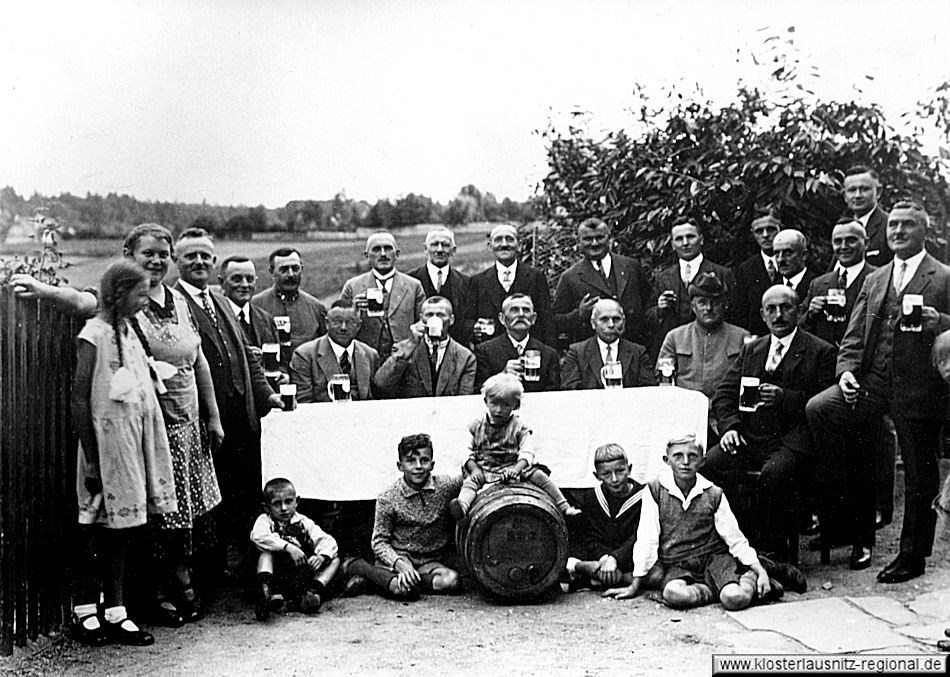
{"left": 71, "top": 261, "right": 177, "bottom": 646}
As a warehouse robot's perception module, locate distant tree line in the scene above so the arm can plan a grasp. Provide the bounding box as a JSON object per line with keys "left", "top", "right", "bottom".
{"left": 0, "top": 184, "right": 536, "bottom": 242}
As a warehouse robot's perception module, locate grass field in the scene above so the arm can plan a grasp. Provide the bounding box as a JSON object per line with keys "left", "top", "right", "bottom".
{"left": 1, "top": 223, "right": 507, "bottom": 304}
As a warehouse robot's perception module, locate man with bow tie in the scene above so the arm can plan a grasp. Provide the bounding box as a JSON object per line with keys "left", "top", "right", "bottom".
{"left": 703, "top": 285, "right": 836, "bottom": 562}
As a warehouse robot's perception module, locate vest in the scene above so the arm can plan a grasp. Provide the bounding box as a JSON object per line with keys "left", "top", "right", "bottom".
{"left": 868, "top": 282, "right": 901, "bottom": 384}
{"left": 649, "top": 480, "right": 728, "bottom": 565}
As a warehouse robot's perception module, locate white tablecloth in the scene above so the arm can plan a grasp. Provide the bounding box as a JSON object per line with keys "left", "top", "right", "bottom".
{"left": 261, "top": 386, "right": 708, "bottom": 501}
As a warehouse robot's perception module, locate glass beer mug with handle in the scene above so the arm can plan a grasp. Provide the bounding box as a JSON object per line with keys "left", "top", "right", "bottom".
{"left": 522, "top": 349, "right": 541, "bottom": 382}
{"left": 739, "top": 376, "right": 761, "bottom": 412}
{"left": 327, "top": 373, "right": 352, "bottom": 402}
{"left": 601, "top": 361, "right": 623, "bottom": 389}
{"left": 657, "top": 356, "right": 676, "bottom": 386}
{"left": 900, "top": 294, "right": 924, "bottom": 333}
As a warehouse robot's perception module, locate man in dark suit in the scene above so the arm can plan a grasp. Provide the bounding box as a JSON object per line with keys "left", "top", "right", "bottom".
{"left": 374, "top": 296, "right": 476, "bottom": 398}
{"left": 562, "top": 299, "right": 656, "bottom": 390}
{"left": 844, "top": 165, "right": 891, "bottom": 268}
{"left": 734, "top": 210, "right": 781, "bottom": 337}
{"left": 219, "top": 255, "right": 279, "bottom": 347}
{"left": 290, "top": 300, "right": 380, "bottom": 402}
{"left": 704, "top": 285, "right": 836, "bottom": 561}
{"left": 801, "top": 220, "right": 876, "bottom": 348}
{"left": 474, "top": 293, "right": 559, "bottom": 392}
{"left": 173, "top": 228, "right": 282, "bottom": 554}
{"left": 409, "top": 226, "right": 473, "bottom": 346}
{"left": 552, "top": 217, "right": 652, "bottom": 348}
{"left": 468, "top": 224, "right": 555, "bottom": 346}
{"left": 649, "top": 219, "right": 737, "bottom": 353}
{"left": 773, "top": 229, "right": 818, "bottom": 302}
{"left": 807, "top": 201, "right": 950, "bottom": 582}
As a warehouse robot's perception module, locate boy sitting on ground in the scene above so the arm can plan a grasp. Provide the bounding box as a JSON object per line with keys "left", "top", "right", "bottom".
{"left": 603, "top": 435, "right": 806, "bottom": 610}
{"left": 449, "top": 373, "right": 580, "bottom": 520}
{"left": 342, "top": 433, "right": 463, "bottom": 600}
{"left": 250, "top": 477, "right": 341, "bottom": 620}
{"left": 565, "top": 443, "right": 643, "bottom": 590}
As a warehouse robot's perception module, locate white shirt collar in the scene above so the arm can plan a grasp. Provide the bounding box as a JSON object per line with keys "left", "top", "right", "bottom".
{"left": 596, "top": 336, "right": 619, "bottom": 362}
{"left": 508, "top": 334, "right": 530, "bottom": 353}
{"left": 177, "top": 278, "right": 208, "bottom": 300}
{"left": 760, "top": 250, "right": 776, "bottom": 268}
{"left": 592, "top": 254, "right": 612, "bottom": 279}
{"left": 495, "top": 260, "right": 518, "bottom": 275}
{"left": 833, "top": 260, "right": 866, "bottom": 288}
{"left": 893, "top": 248, "right": 927, "bottom": 286}
{"left": 328, "top": 338, "right": 353, "bottom": 360}
{"left": 658, "top": 467, "right": 714, "bottom": 510}
{"left": 679, "top": 253, "right": 703, "bottom": 280}
{"left": 784, "top": 268, "right": 807, "bottom": 288}
{"left": 856, "top": 208, "right": 874, "bottom": 227}
{"left": 771, "top": 327, "right": 797, "bottom": 352}
{"left": 426, "top": 261, "right": 450, "bottom": 285}
{"left": 373, "top": 270, "right": 396, "bottom": 282}
{"left": 227, "top": 298, "right": 249, "bottom": 319}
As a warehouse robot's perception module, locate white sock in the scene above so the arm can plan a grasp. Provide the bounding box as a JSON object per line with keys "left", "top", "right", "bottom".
{"left": 73, "top": 603, "right": 100, "bottom": 630}
{"left": 566, "top": 557, "right": 580, "bottom": 576}
{"left": 104, "top": 605, "right": 139, "bottom": 631}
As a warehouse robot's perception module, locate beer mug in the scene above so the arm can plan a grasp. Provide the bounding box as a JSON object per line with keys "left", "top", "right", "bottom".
{"left": 900, "top": 293, "right": 924, "bottom": 333}
{"left": 601, "top": 361, "right": 623, "bottom": 389}
{"left": 279, "top": 383, "right": 297, "bottom": 411}
{"left": 274, "top": 316, "right": 292, "bottom": 346}
{"left": 522, "top": 349, "right": 541, "bottom": 382}
{"left": 365, "top": 288, "right": 385, "bottom": 318}
{"left": 476, "top": 317, "right": 495, "bottom": 337}
{"left": 327, "top": 373, "right": 351, "bottom": 402}
{"left": 426, "top": 316, "right": 444, "bottom": 339}
{"left": 739, "top": 376, "right": 761, "bottom": 412}
{"left": 824, "top": 288, "right": 847, "bottom": 322}
{"left": 262, "top": 342, "right": 280, "bottom": 372}
{"left": 657, "top": 357, "right": 675, "bottom": 386}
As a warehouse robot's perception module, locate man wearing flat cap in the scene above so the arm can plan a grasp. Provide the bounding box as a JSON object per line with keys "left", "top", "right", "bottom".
{"left": 656, "top": 272, "right": 749, "bottom": 436}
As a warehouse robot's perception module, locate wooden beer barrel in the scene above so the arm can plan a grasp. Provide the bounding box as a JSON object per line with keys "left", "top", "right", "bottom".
{"left": 457, "top": 482, "right": 568, "bottom": 601}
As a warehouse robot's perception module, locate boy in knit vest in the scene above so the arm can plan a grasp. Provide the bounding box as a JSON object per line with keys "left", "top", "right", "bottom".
{"left": 603, "top": 435, "right": 804, "bottom": 609}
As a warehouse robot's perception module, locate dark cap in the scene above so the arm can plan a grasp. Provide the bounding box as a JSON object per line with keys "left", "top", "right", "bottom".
{"left": 688, "top": 272, "right": 728, "bottom": 299}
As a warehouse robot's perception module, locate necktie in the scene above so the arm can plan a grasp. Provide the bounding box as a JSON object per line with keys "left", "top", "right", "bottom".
{"left": 517, "top": 344, "right": 525, "bottom": 357}
{"left": 894, "top": 261, "right": 908, "bottom": 294}
{"left": 502, "top": 269, "right": 512, "bottom": 292}
{"left": 767, "top": 258, "right": 777, "bottom": 283}
{"left": 604, "top": 343, "right": 613, "bottom": 364}
{"left": 429, "top": 345, "right": 440, "bottom": 390}
{"left": 339, "top": 350, "right": 351, "bottom": 374}
{"left": 785, "top": 278, "right": 794, "bottom": 289}
{"left": 377, "top": 277, "right": 390, "bottom": 294}
{"left": 837, "top": 268, "right": 847, "bottom": 289}
{"left": 435, "top": 269, "right": 444, "bottom": 293}
{"left": 238, "top": 308, "right": 251, "bottom": 340}
{"left": 200, "top": 291, "right": 217, "bottom": 326}
{"left": 594, "top": 259, "right": 607, "bottom": 282}
{"left": 682, "top": 262, "right": 691, "bottom": 288}
{"left": 765, "top": 341, "right": 784, "bottom": 373}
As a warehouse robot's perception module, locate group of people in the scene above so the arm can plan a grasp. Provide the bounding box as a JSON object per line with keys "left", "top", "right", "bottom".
{"left": 10, "top": 164, "right": 950, "bottom": 646}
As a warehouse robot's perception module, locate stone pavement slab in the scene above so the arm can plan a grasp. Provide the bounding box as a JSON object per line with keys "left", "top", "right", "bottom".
{"left": 894, "top": 622, "right": 948, "bottom": 643}
{"left": 845, "top": 596, "right": 920, "bottom": 626}
{"left": 907, "top": 589, "right": 950, "bottom": 620}
{"left": 726, "top": 598, "right": 917, "bottom": 653}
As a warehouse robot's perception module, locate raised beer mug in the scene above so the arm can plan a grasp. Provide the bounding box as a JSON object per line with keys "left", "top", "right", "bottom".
{"left": 279, "top": 383, "right": 297, "bottom": 411}
{"left": 601, "top": 361, "right": 623, "bottom": 389}
{"left": 365, "top": 288, "right": 385, "bottom": 318}
{"left": 739, "top": 376, "right": 761, "bottom": 412}
{"left": 426, "top": 316, "right": 444, "bottom": 338}
{"left": 900, "top": 293, "right": 924, "bottom": 333}
{"left": 824, "top": 288, "right": 847, "bottom": 322}
{"left": 274, "top": 316, "right": 292, "bottom": 346}
{"left": 657, "top": 356, "right": 675, "bottom": 386}
{"left": 522, "top": 349, "right": 541, "bottom": 382}
{"left": 327, "top": 373, "right": 352, "bottom": 402}
{"left": 262, "top": 342, "right": 280, "bottom": 372}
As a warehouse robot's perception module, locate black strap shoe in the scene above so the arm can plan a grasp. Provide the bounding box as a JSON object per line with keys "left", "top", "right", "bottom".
{"left": 848, "top": 546, "right": 873, "bottom": 571}
{"left": 104, "top": 618, "right": 155, "bottom": 646}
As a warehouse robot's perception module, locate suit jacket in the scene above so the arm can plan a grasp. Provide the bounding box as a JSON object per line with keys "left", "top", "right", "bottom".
{"left": 800, "top": 263, "right": 875, "bottom": 347}
{"left": 244, "top": 303, "right": 278, "bottom": 348}
{"left": 289, "top": 336, "right": 379, "bottom": 403}
{"left": 712, "top": 329, "right": 836, "bottom": 455}
{"left": 837, "top": 253, "right": 950, "bottom": 419}
{"left": 174, "top": 283, "right": 274, "bottom": 431}
{"left": 468, "top": 262, "right": 555, "bottom": 347}
{"left": 373, "top": 337, "right": 476, "bottom": 398}
{"left": 340, "top": 270, "right": 426, "bottom": 353}
{"left": 408, "top": 264, "right": 473, "bottom": 345}
{"left": 646, "top": 257, "right": 737, "bottom": 351}
{"left": 553, "top": 253, "right": 652, "bottom": 347}
{"left": 734, "top": 253, "right": 776, "bottom": 337}
{"left": 473, "top": 333, "right": 560, "bottom": 392}
{"left": 786, "top": 267, "right": 819, "bottom": 304}
{"left": 860, "top": 205, "right": 893, "bottom": 269}
{"left": 561, "top": 337, "right": 657, "bottom": 390}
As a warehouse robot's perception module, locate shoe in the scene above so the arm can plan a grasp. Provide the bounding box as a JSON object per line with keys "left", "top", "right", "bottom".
{"left": 342, "top": 575, "right": 370, "bottom": 598}
{"left": 848, "top": 546, "right": 873, "bottom": 571}
{"left": 875, "top": 510, "right": 892, "bottom": 531}
{"left": 103, "top": 618, "right": 154, "bottom": 646}
{"left": 255, "top": 582, "right": 284, "bottom": 621}
{"left": 760, "top": 578, "right": 785, "bottom": 603}
{"left": 448, "top": 498, "right": 466, "bottom": 522}
{"left": 147, "top": 603, "right": 185, "bottom": 628}
{"left": 938, "top": 639, "right": 950, "bottom": 652}
{"left": 563, "top": 506, "right": 582, "bottom": 518}
{"left": 70, "top": 612, "right": 109, "bottom": 647}
{"left": 300, "top": 591, "right": 322, "bottom": 614}
{"left": 801, "top": 513, "right": 821, "bottom": 536}
{"left": 758, "top": 554, "right": 807, "bottom": 594}
{"left": 876, "top": 553, "right": 925, "bottom": 584}
{"left": 175, "top": 588, "right": 202, "bottom": 623}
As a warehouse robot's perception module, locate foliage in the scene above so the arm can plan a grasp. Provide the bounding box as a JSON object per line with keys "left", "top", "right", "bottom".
{"left": 0, "top": 211, "right": 71, "bottom": 287}
{"left": 533, "top": 28, "right": 950, "bottom": 283}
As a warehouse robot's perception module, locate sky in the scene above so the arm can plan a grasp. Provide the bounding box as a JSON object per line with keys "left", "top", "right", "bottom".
{"left": 2, "top": 0, "right": 949, "bottom": 209}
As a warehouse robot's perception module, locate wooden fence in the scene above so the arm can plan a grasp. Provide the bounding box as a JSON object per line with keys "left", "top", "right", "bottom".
{"left": 0, "top": 287, "right": 80, "bottom": 655}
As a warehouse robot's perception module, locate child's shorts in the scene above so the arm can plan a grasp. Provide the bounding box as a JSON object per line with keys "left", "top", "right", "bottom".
{"left": 660, "top": 551, "right": 746, "bottom": 597}
{"left": 268, "top": 552, "right": 323, "bottom": 596}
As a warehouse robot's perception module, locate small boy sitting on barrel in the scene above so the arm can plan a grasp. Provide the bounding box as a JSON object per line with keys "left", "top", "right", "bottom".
{"left": 449, "top": 373, "right": 580, "bottom": 520}
{"left": 565, "top": 443, "right": 643, "bottom": 590}
{"left": 341, "top": 433, "right": 463, "bottom": 600}
{"left": 603, "top": 435, "right": 805, "bottom": 610}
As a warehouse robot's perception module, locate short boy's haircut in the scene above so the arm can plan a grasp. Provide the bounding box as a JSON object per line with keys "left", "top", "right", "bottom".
{"left": 262, "top": 477, "right": 295, "bottom": 502}
{"left": 665, "top": 434, "right": 704, "bottom": 456}
{"left": 481, "top": 373, "right": 524, "bottom": 403}
{"left": 932, "top": 330, "right": 950, "bottom": 367}
{"left": 593, "top": 443, "right": 628, "bottom": 466}
{"left": 397, "top": 433, "right": 433, "bottom": 461}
